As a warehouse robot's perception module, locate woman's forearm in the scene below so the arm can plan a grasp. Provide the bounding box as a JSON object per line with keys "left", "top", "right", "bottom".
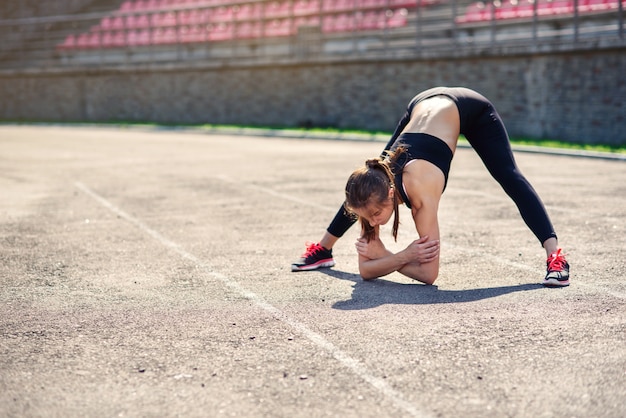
{"left": 359, "top": 250, "right": 407, "bottom": 280}
{"left": 359, "top": 249, "right": 438, "bottom": 284}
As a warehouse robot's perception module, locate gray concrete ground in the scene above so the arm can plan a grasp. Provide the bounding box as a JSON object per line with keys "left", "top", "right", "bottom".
{"left": 1, "top": 125, "right": 624, "bottom": 418}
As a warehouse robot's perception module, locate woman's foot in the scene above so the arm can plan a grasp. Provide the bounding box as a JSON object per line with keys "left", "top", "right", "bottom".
{"left": 291, "top": 242, "right": 335, "bottom": 271}
{"left": 543, "top": 248, "right": 570, "bottom": 287}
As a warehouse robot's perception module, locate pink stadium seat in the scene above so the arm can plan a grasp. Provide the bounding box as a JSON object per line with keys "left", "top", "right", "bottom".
{"left": 208, "top": 23, "right": 234, "bottom": 41}
{"left": 58, "top": 34, "right": 76, "bottom": 50}
{"left": 581, "top": 0, "right": 615, "bottom": 11}
{"left": 495, "top": 0, "right": 519, "bottom": 19}
{"left": 294, "top": 15, "right": 321, "bottom": 30}
{"left": 387, "top": 8, "right": 408, "bottom": 28}
{"left": 359, "top": 10, "right": 386, "bottom": 30}
{"left": 323, "top": 13, "right": 357, "bottom": 33}
{"left": 359, "top": 0, "right": 385, "bottom": 8}
{"left": 322, "top": 0, "right": 356, "bottom": 12}
{"left": 264, "top": 18, "right": 293, "bottom": 37}
{"left": 294, "top": 0, "right": 320, "bottom": 15}
{"left": 153, "top": 27, "right": 177, "bottom": 43}
{"left": 100, "top": 16, "right": 126, "bottom": 30}
{"left": 120, "top": 1, "right": 135, "bottom": 12}
{"left": 456, "top": 2, "right": 494, "bottom": 23}
{"left": 234, "top": 3, "right": 263, "bottom": 21}
{"left": 125, "top": 13, "right": 151, "bottom": 29}
{"left": 127, "top": 29, "right": 151, "bottom": 46}
{"left": 236, "top": 21, "right": 263, "bottom": 39}
{"left": 514, "top": 0, "right": 536, "bottom": 18}
{"left": 151, "top": 11, "right": 177, "bottom": 27}
{"left": 179, "top": 25, "right": 206, "bottom": 42}
{"left": 86, "top": 32, "right": 101, "bottom": 48}
{"left": 265, "top": 1, "right": 291, "bottom": 18}
{"left": 537, "top": 0, "right": 574, "bottom": 15}
{"left": 210, "top": 6, "right": 234, "bottom": 22}
{"left": 179, "top": 9, "right": 208, "bottom": 25}
{"left": 101, "top": 31, "right": 126, "bottom": 48}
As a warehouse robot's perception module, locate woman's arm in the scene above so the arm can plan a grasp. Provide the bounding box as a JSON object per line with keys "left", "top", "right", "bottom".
{"left": 396, "top": 198, "right": 441, "bottom": 284}
{"left": 356, "top": 225, "right": 439, "bottom": 283}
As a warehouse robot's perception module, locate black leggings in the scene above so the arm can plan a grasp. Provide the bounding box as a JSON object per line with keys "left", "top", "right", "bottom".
{"left": 327, "top": 87, "right": 557, "bottom": 245}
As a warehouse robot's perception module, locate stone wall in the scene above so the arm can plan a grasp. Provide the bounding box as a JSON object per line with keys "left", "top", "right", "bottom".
{"left": 0, "top": 48, "right": 624, "bottom": 145}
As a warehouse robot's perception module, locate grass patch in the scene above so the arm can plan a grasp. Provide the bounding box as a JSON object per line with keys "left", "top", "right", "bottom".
{"left": 3, "top": 120, "right": 625, "bottom": 153}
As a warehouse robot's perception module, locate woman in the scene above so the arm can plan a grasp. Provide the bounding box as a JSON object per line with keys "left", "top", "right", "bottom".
{"left": 291, "top": 86, "right": 570, "bottom": 287}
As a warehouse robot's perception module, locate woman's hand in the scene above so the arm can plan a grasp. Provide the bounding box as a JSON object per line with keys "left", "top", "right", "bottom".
{"left": 401, "top": 235, "right": 439, "bottom": 265}
{"left": 355, "top": 236, "right": 388, "bottom": 260}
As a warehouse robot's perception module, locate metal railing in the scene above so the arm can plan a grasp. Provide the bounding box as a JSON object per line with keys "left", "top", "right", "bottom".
{"left": 0, "top": 0, "right": 624, "bottom": 72}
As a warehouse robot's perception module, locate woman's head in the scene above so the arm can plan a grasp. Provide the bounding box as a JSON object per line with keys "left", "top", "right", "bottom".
{"left": 345, "top": 158, "right": 400, "bottom": 242}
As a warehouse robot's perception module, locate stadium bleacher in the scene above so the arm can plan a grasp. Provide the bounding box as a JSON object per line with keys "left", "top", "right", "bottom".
{"left": 56, "top": 0, "right": 437, "bottom": 50}
{"left": 0, "top": 0, "right": 620, "bottom": 70}
{"left": 456, "top": 0, "right": 623, "bottom": 24}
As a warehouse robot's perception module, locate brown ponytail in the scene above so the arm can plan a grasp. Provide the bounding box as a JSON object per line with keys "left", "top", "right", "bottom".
{"left": 344, "top": 157, "right": 400, "bottom": 242}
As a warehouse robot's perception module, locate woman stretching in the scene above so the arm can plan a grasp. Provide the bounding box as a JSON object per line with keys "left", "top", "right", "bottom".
{"left": 291, "top": 86, "right": 570, "bottom": 287}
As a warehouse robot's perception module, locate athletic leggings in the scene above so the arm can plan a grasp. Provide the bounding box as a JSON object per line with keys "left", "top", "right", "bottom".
{"left": 326, "top": 87, "right": 557, "bottom": 245}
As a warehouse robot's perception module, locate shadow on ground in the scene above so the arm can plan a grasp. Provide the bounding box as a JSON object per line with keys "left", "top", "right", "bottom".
{"left": 317, "top": 268, "right": 545, "bottom": 310}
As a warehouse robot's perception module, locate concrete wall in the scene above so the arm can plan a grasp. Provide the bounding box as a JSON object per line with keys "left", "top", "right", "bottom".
{"left": 1, "top": 48, "right": 624, "bottom": 145}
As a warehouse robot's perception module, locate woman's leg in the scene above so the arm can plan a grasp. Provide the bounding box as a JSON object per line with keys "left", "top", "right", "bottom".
{"left": 464, "top": 102, "right": 557, "bottom": 250}
{"left": 462, "top": 98, "right": 569, "bottom": 286}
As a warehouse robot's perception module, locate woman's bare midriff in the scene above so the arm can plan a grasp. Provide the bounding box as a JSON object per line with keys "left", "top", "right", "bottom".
{"left": 400, "top": 95, "right": 461, "bottom": 154}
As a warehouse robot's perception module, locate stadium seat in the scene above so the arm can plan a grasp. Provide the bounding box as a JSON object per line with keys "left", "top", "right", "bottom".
{"left": 179, "top": 25, "right": 206, "bottom": 42}
{"left": 181, "top": 9, "right": 209, "bottom": 25}
{"left": 153, "top": 27, "right": 177, "bottom": 44}
{"left": 495, "top": 0, "right": 519, "bottom": 19}
{"left": 456, "top": 2, "right": 494, "bottom": 23}
{"left": 100, "top": 16, "right": 126, "bottom": 30}
{"left": 120, "top": 0, "right": 136, "bottom": 12}
{"left": 264, "top": 18, "right": 293, "bottom": 37}
{"left": 101, "top": 31, "right": 126, "bottom": 48}
{"left": 294, "top": 15, "right": 321, "bottom": 29}
{"left": 236, "top": 21, "right": 263, "bottom": 39}
{"left": 359, "top": 10, "right": 386, "bottom": 30}
{"left": 294, "top": 0, "right": 321, "bottom": 15}
{"left": 125, "top": 13, "right": 151, "bottom": 29}
{"left": 387, "top": 8, "right": 408, "bottom": 28}
{"left": 210, "top": 6, "right": 234, "bottom": 22}
{"left": 323, "top": 13, "right": 358, "bottom": 32}
{"left": 581, "top": 0, "right": 616, "bottom": 11}
{"left": 58, "top": 34, "right": 76, "bottom": 50}
{"left": 233, "top": 3, "right": 263, "bottom": 21}
{"left": 209, "top": 23, "right": 234, "bottom": 41}
{"left": 513, "top": 0, "right": 536, "bottom": 18}
{"left": 128, "top": 29, "right": 152, "bottom": 46}
{"left": 265, "top": 1, "right": 291, "bottom": 18}
{"left": 151, "top": 11, "right": 177, "bottom": 27}
{"left": 537, "top": 0, "right": 574, "bottom": 15}
{"left": 322, "top": 0, "right": 356, "bottom": 12}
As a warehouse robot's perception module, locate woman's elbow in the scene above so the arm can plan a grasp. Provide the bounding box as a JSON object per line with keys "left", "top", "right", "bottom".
{"left": 412, "top": 264, "right": 439, "bottom": 285}
{"left": 420, "top": 272, "right": 438, "bottom": 285}
{"left": 359, "top": 267, "right": 378, "bottom": 281}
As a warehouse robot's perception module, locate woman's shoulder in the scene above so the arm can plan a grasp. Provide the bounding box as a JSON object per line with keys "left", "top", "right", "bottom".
{"left": 402, "top": 161, "right": 445, "bottom": 205}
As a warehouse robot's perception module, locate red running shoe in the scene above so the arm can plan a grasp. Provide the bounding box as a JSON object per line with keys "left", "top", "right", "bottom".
{"left": 543, "top": 249, "right": 570, "bottom": 287}
{"left": 291, "top": 242, "right": 335, "bottom": 271}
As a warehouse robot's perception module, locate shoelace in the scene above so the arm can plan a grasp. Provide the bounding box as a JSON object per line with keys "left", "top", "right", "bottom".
{"left": 302, "top": 242, "right": 323, "bottom": 257}
{"left": 547, "top": 249, "right": 567, "bottom": 271}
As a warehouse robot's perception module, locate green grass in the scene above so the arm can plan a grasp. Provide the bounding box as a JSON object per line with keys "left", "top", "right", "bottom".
{"left": 3, "top": 120, "right": 625, "bottom": 153}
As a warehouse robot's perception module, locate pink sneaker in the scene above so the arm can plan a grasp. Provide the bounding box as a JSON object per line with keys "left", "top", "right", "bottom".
{"left": 543, "top": 249, "right": 570, "bottom": 287}
{"left": 291, "top": 242, "right": 335, "bottom": 271}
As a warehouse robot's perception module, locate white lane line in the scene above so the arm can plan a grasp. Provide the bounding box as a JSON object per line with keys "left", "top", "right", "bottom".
{"left": 215, "top": 177, "right": 626, "bottom": 300}
{"left": 74, "top": 181, "right": 430, "bottom": 418}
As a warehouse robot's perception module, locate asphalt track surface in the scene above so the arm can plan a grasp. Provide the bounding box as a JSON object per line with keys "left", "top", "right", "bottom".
{"left": 1, "top": 125, "right": 624, "bottom": 418}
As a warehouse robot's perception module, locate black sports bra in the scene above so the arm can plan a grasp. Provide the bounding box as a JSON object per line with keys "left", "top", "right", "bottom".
{"left": 389, "top": 132, "right": 454, "bottom": 209}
